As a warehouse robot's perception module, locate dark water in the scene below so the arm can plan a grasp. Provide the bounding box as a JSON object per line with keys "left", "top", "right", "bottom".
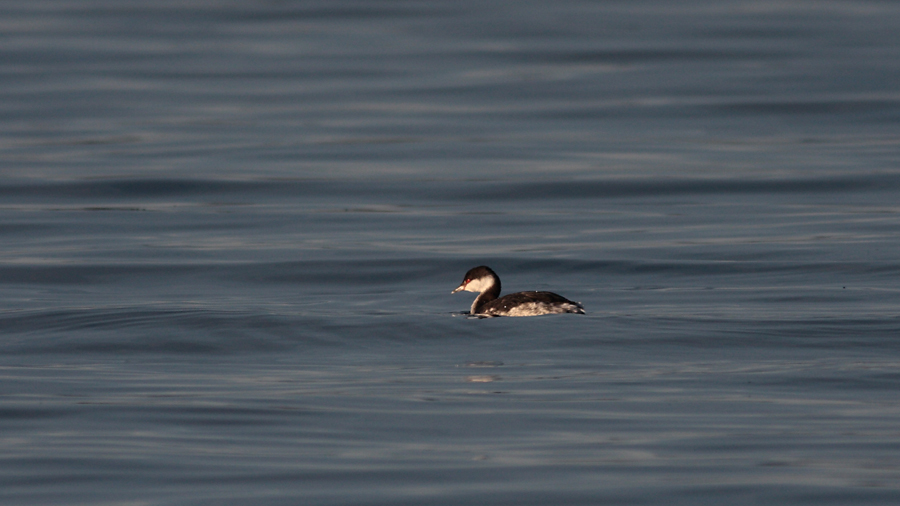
{"left": 2, "top": 1, "right": 900, "bottom": 504}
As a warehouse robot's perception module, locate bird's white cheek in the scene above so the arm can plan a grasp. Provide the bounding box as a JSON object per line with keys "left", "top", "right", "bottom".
{"left": 465, "top": 278, "right": 490, "bottom": 292}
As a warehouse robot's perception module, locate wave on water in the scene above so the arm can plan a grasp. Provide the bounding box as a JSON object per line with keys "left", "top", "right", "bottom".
{"left": 2, "top": 172, "right": 900, "bottom": 205}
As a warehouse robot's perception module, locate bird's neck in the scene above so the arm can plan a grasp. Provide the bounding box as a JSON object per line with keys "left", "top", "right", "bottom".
{"left": 471, "top": 278, "right": 501, "bottom": 314}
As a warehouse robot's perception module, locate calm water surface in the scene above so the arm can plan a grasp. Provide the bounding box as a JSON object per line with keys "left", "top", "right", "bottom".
{"left": 2, "top": 1, "right": 900, "bottom": 505}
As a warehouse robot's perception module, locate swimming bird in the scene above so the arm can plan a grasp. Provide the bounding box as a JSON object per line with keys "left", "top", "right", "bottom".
{"left": 452, "top": 265, "right": 585, "bottom": 317}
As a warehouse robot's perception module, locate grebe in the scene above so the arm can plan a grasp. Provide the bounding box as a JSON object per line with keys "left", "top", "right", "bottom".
{"left": 451, "top": 266, "right": 585, "bottom": 317}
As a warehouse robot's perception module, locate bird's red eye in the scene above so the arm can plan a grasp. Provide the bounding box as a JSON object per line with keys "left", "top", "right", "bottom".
{"left": 465, "top": 278, "right": 471, "bottom": 283}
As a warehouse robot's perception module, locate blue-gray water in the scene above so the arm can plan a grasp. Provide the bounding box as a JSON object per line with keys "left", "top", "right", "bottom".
{"left": 2, "top": 1, "right": 900, "bottom": 505}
